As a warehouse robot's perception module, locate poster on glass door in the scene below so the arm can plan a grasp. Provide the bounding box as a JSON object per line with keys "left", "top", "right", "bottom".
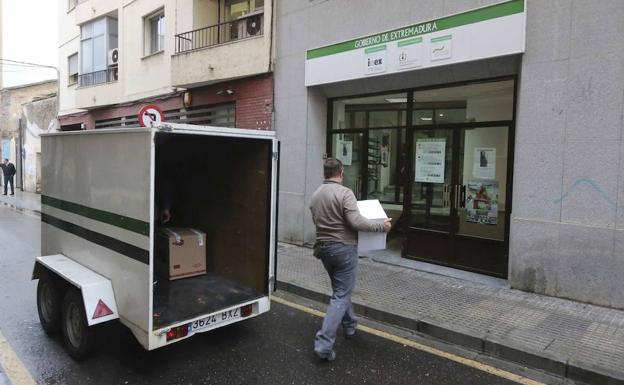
{"left": 414, "top": 139, "right": 446, "bottom": 183}
{"left": 465, "top": 180, "right": 498, "bottom": 225}
{"left": 473, "top": 147, "right": 496, "bottom": 179}
{"left": 335, "top": 136, "right": 353, "bottom": 166}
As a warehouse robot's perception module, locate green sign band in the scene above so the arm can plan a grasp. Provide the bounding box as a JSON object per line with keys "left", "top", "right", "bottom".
{"left": 431, "top": 35, "right": 452, "bottom": 43}
{"left": 306, "top": 0, "right": 524, "bottom": 60}
{"left": 42, "top": 195, "right": 150, "bottom": 236}
{"left": 364, "top": 45, "right": 387, "bottom": 54}
{"left": 397, "top": 37, "right": 423, "bottom": 47}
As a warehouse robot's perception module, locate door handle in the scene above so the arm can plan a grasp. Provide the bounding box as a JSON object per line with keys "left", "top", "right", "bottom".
{"left": 443, "top": 184, "right": 450, "bottom": 207}
{"left": 460, "top": 185, "right": 466, "bottom": 208}
{"left": 453, "top": 184, "right": 460, "bottom": 209}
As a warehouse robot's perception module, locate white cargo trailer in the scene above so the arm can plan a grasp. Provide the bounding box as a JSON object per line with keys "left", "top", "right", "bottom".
{"left": 32, "top": 123, "right": 279, "bottom": 359}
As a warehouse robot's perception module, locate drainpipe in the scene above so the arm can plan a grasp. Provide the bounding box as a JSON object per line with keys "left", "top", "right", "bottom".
{"left": 18, "top": 118, "right": 23, "bottom": 191}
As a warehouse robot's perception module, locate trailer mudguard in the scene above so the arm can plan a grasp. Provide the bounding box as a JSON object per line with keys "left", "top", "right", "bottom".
{"left": 33, "top": 255, "right": 119, "bottom": 326}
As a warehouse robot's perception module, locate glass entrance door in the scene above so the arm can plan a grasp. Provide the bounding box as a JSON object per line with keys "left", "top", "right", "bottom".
{"left": 404, "top": 125, "right": 510, "bottom": 277}
{"left": 406, "top": 128, "right": 455, "bottom": 264}
{"left": 454, "top": 126, "right": 510, "bottom": 275}
{"left": 328, "top": 78, "right": 516, "bottom": 277}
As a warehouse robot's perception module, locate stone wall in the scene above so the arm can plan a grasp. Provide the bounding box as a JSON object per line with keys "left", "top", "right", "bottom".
{"left": 509, "top": 0, "right": 624, "bottom": 309}
{"left": 20, "top": 96, "right": 59, "bottom": 192}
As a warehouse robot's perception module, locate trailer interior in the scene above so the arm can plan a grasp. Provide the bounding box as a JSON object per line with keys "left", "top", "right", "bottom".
{"left": 152, "top": 132, "right": 272, "bottom": 330}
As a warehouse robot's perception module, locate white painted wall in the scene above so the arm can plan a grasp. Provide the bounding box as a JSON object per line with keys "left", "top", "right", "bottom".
{"left": 58, "top": 0, "right": 273, "bottom": 115}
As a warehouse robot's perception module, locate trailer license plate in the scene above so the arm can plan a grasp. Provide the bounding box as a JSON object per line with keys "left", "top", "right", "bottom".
{"left": 191, "top": 308, "right": 241, "bottom": 333}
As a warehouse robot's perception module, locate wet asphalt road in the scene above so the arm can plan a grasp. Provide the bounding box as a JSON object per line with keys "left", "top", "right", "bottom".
{"left": 0, "top": 206, "right": 519, "bottom": 385}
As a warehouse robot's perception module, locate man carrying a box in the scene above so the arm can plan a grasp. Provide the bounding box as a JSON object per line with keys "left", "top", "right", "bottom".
{"left": 309, "top": 158, "right": 391, "bottom": 361}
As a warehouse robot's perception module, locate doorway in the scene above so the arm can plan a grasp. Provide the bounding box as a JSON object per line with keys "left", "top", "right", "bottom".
{"left": 328, "top": 78, "right": 516, "bottom": 278}
{"left": 405, "top": 125, "right": 511, "bottom": 277}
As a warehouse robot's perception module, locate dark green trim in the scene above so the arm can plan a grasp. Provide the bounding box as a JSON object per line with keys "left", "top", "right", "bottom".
{"left": 42, "top": 213, "right": 149, "bottom": 265}
{"left": 42, "top": 195, "right": 149, "bottom": 236}
{"left": 306, "top": 0, "right": 524, "bottom": 59}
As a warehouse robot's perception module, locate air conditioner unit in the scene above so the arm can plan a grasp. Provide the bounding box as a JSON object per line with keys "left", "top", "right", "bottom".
{"left": 108, "top": 48, "right": 119, "bottom": 66}
{"left": 246, "top": 15, "right": 262, "bottom": 36}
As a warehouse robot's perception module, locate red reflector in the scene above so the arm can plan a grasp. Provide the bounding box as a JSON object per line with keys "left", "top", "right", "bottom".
{"left": 92, "top": 299, "right": 114, "bottom": 319}
{"left": 166, "top": 324, "right": 190, "bottom": 341}
{"left": 241, "top": 304, "right": 253, "bottom": 317}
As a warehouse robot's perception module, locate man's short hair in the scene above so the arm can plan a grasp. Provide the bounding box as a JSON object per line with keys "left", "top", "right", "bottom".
{"left": 3, "top": 159, "right": 7, "bottom": 162}
{"left": 324, "top": 158, "right": 343, "bottom": 179}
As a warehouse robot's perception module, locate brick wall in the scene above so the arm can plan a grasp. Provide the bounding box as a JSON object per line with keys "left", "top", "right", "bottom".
{"left": 233, "top": 76, "right": 273, "bottom": 130}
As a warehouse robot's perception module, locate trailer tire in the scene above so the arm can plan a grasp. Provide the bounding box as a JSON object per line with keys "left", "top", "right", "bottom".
{"left": 61, "top": 289, "right": 95, "bottom": 360}
{"left": 36, "top": 276, "right": 63, "bottom": 335}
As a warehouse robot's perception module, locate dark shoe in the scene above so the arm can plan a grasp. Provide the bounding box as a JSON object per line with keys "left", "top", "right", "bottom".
{"left": 315, "top": 350, "right": 336, "bottom": 362}
{"left": 345, "top": 330, "right": 357, "bottom": 340}
{"left": 2, "top": 193, "right": 6, "bottom": 196}
{"left": 9, "top": 193, "right": 14, "bottom": 196}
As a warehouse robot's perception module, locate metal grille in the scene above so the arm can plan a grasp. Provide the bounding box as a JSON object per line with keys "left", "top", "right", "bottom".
{"left": 78, "top": 67, "right": 118, "bottom": 88}
{"left": 175, "top": 13, "right": 264, "bottom": 54}
{"left": 95, "top": 103, "right": 236, "bottom": 129}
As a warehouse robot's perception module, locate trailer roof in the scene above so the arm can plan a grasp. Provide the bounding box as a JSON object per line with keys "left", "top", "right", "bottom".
{"left": 41, "top": 128, "right": 150, "bottom": 137}
{"left": 43, "top": 123, "right": 276, "bottom": 139}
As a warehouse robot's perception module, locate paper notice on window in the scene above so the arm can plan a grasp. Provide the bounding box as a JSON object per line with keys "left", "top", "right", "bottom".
{"left": 473, "top": 148, "right": 496, "bottom": 179}
{"left": 336, "top": 140, "right": 353, "bottom": 166}
{"left": 414, "top": 139, "right": 446, "bottom": 183}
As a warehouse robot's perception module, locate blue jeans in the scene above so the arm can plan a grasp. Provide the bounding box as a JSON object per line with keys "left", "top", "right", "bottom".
{"left": 3, "top": 176, "right": 13, "bottom": 195}
{"left": 314, "top": 242, "right": 358, "bottom": 355}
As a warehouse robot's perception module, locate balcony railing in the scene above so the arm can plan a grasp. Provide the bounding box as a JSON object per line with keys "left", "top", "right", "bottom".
{"left": 78, "top": 67, "right": 118, "bottom": 88}
{"left": 175, "top": 12, "right": 264, "bottom": 54}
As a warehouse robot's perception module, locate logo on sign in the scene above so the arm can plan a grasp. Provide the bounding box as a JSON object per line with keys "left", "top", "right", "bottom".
{"left": 363, "top": 45, "right": 387, "bottom": 76}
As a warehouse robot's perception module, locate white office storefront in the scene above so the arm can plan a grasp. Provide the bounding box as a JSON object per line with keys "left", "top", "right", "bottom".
{"left": 275, "top": 0, "right": 624, "bottom": 309}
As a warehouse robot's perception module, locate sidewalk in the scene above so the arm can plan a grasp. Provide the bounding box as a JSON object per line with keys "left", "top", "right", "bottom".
{"left": 0, "top": 190, "right": 41, "bottom": 215}
{"left": 277, "top": 243, "right": 624, "bottom": 385}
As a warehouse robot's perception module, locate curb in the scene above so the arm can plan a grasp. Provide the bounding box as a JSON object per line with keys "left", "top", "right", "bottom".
{"left": 276, "top": 280, "right": 624, "bottom": 385}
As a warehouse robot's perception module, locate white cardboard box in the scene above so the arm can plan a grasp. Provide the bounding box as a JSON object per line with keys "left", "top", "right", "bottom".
{"left": 356, "top": 199, "right": 388, "bottom": 254}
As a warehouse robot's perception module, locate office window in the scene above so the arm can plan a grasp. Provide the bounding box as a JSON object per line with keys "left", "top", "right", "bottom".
{"left": 80, "top": 17, "right": 118, "bottom": 86}
{"left": 145, "top": 10, "right": 165, "bottom": 55}
{"left": 68, "top": 53, "right": 79, "bottom": 86}
{"left": 224, "top": 0, "right": 264, "bottom": 21}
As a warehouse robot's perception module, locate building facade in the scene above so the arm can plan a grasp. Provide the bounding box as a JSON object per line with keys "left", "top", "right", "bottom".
{"left": 20, "top": 94, "right": 59, "bottom": 193}
{"left": 0, "top": 80, "right": 57, "bottom": 192}
{"left": 58, "top": 0, "right": 274, "bottom": 131}
{"left": 274, "top": 0, "right": 624, "bottom": 309}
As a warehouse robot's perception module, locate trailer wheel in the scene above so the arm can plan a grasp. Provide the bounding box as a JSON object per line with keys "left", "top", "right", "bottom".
{"left": 36, "top": 277, "right": 63, "bottom": 335}
{"left": 61, "top": 289, "right": 95, "bottom": 360}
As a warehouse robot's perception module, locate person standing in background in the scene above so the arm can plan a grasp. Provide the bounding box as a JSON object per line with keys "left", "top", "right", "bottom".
{"left": 0, "top": 159, "right": 16, "bottom": 196}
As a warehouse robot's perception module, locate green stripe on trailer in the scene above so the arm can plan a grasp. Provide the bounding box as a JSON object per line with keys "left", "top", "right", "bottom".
{"left": 41, "top": 213, "right": 149, "bottom": 264}
{"left": 306, "top": 0, "right": 524, "bottom": 59}
{"left": 42, "top": 195, "right": 150, "bottom": 236}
